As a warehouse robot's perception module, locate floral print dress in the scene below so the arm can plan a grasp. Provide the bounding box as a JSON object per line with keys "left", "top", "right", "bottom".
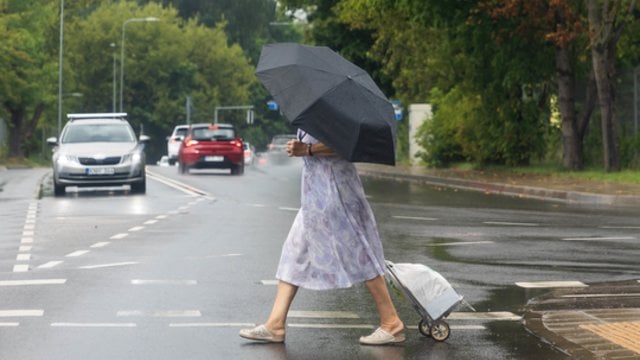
{"left": 275, "top": 130, "right": 386, "bottom": 290}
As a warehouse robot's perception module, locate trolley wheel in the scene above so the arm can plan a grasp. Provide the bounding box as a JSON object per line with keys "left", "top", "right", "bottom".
{"left": 418, "top": 319, "right": 431, "bottom": 337}
{"left": 430, "top": 320, "right": 450, "bottom": 342}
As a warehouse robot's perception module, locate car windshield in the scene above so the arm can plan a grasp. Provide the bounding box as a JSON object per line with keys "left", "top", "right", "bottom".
{"left": 61, "top": 124, "right": 136, "bottom": 143}
{"left": 272, "top": 135, "right": 296, "bottom": 145}
{"left": 174, "top": 128, "right": 188, "bottom": 137}
{"left": 192, "top": 127, "right": 235, "bottom": 141}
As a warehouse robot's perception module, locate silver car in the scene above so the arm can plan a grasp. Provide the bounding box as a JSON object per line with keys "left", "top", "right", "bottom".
{"left": 47, "top": 113, "right": 149, "bottom": 196}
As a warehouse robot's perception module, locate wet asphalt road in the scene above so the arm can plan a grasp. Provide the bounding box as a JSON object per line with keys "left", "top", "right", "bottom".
{"left": 0, "top": 158, "right": 638, "bottom": 359}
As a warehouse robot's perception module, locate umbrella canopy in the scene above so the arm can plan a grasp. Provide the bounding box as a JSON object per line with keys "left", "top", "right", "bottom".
{"left": 256, "top": 43, "right": 397, "bottom": 165}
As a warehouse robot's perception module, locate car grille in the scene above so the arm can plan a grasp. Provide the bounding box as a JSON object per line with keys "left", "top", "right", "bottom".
{"left": 78, "top": 156, "right": 121, "bottom": 165}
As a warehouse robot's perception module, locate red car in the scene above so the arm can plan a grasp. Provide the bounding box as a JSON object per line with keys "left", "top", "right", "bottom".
{"left": 177, "top": 123, "right": 244, "bottom": 175}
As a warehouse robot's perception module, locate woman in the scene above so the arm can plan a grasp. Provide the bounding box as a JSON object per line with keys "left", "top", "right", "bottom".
{"left": 239, "top": 129, "right": 404, "bottom": 345}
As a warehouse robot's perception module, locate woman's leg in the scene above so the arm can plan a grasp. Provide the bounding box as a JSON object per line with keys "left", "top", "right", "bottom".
{"left": 365, "top": 275, "right": 404, "bottom": 334}
{"left": 264, "top": 280, "right": 299, "bottom": 336}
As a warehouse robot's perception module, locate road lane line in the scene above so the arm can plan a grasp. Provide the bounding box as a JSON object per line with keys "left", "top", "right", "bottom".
{"left": 131, "top": 279, "right": 197, "bottom": 285}
{"left": 561, "top": 293, "right": 640, "bottom": 298}
{"left": 0, "top": 323, "right": 19, "bottom": 327}
{"left": 248, "top": 203, "right": 266, "bottom": 207}
{"left": 562, "top": 236, "right": 635, "bottom": 241}
{"left": 79, "top": 262, "right": 139, "bottom": 269}
{"left": 516, "top": 281, "right": 588, "bottom": 288}
{"left": 288, "top": 311, "right": 359, "bottom": 319}
{"left": 392, "top": 215, "right": 437, "bottom": 221}
{"left": 278, "top": 207, "right": 299, "bottom": 212}
{"left": 155, "top": 215, "right": 167, "bottom": 219}
{"left": 261, "top": 280, "right": 279, "bottom": 286}
{"left": 110, "top": 233, "right": 128, "bottom": 240}
{"left": 66, "top": 250, "right": 89, "bottom": 257}
{"left": 143, "top": 219, "right": 158, "bottom": 225}
{"left": 117, "top": 310, "right": 201, "bottom": 317}
{"left": 22, "top": 231, "right": 34, "bottom": 237}
{"left": 12, "top": 265, "right": 29, "bottom": 272}
{"left": 128, "top": 226, "right": 144, "bottom": 232}
{"left": 51, "top": 323, "right": 136, "bottom": 328}
{"left": 16, "top": 254, "right": 31, "bottom": 261}
{"left": 18, "top": 246, "right": 32, "bottom": 252}
{"left": 427, "top": 241, "right": 494, "bottom": 247}
{"left": 38, "top": 261, "right": 63, "bottom": 269}
{"left": 288, "top": 323, "right": 375, "bottom": 329}
{"left": 169, "top": 323, "right": 255, "bottom": 328}
{"left": 484, "top": 221, "right": 539, "bottom": 226}
{"left": 447, "top": 312, "right": 521, "bottom": 321}
{"left": 0, "top": 310, "right": 44, "bottom": 317}
{"left": 146, "top": 171, "right": 210, "bottom": 196}
{"left": 20, "top": 237, "right": 33, "bottom": 244}
{"left": 600, "top": 226, "right": 640, "bottom": 229}
{"left": 90, "top": 242, "right": 110, "bottom": 248}
{"left": 0, "top": 279, "right": 66, "bottom": 286}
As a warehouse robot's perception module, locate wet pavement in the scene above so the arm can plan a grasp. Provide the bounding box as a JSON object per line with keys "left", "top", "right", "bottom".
{"left": 357, "top": 163, "right": 640, "bottom": 359}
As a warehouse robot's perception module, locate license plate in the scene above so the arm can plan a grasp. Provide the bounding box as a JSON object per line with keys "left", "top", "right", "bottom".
{"left": 86, "top": 167, "right": 115, "bottom": 175}
{"left": 204, "top": 156, "right": 224, "bottom": 162}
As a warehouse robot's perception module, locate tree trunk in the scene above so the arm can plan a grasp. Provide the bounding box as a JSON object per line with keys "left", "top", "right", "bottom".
{"left": 5, "top": 102, "right": 45, "bottom": 158}
{"left": 556, "top": 46, "right": 583, "bottom": 170}
{"left": 587, "top": 0, "right": 621, "bottom": 171}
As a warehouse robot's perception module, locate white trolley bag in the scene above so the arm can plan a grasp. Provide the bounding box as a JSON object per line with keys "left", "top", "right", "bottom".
{"left": 385, "top": 261, "right": 465, "bottom": 341}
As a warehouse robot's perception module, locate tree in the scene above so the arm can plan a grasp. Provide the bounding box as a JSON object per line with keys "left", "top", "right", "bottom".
{"left": 0, "top": 0, "right": 58, "bottom": 157}
{"left": 586, "top": 0, "right": 637, "bottom": 171}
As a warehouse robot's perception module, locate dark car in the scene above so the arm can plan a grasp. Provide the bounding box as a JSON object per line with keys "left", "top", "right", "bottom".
{"left": 47, "top": 113, "right": 149, "bottom": 196}
{"left": 177, "top": 123, "right": 244, "bottom": 175}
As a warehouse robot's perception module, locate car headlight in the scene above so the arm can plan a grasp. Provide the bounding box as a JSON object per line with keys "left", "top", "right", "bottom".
{"left": 123, "top": 152, "right": 143, "bottom": 164}
{"left": 56, "top": 155, "right": 78, "bottom": 166}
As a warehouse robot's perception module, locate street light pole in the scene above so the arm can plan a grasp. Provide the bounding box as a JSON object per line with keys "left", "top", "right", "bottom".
{"left": 57, "top": 0, "right": 64, "bottom": 136}
{"left": 111, "top": 43, "right": 117, "bottom": 113}
{"left": 119, "top": 17, "right": 159, "bottom": 112}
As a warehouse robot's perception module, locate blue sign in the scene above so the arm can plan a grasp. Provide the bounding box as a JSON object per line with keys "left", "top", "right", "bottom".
{"left": 391, "top": 100, "right": 402, "bottom": 121}
{"left": 267, "top": 100, "right": 278, "bottom": 111}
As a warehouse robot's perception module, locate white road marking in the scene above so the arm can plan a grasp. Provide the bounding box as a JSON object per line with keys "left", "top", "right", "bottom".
{"left": 516, "top": 281, "right": 588, "bottom": 288}
{"left": 427, "top": 241, "right": 494, "bottom": 247}
{"left": 0, "top": 310, "right": 44, "bottom": 317}
{"left": 392, "top": 215, "right": 437, "bottom": 221}
{"left": 178, "top": 206, "right": 188, "bottom": 211}
{"left": 79, "top": 262, "right": 139, "bottom": 269}
{"left": 110, "top": 233, "right": 128, "bottom": 240}
{"left": 248, "top": 203, "right": 266, "bottom": 207}
{"left": 155, "top": 215, "right": 167, "bottom": 219}
{"left": 484, "top": 221, "right": 539, "bottom": 227}
{"left": 261, "top": 280, "right": 279, "bottom": 285}
{"left": 16, "top": 254, "right": 31, "bottom": 261}
{"left": 0, "top": 279, "right": 66, "bottom": 286}
{"left": 131, "top": 279, "right": 197, "bottom": 285}
{"left": 288, "top": 323, "right": 375, "bottom": 329}
{"left": 288, "top": 311, "right": 359, "bottom": 319}
{"left": 561, "top": 293, "right": 640, "bottom": 298}
{"left": 23, "top": 224, "right": 35, "bottom": 230}
{"left": 447, "top": 312, "right": 521, "bottom": 321}
{"left": 18, "top": 245, "right": 32, "bottom": 252}
{"left": 169, "top": 323, "right": 255, "bottom": 328}
{"left": 117, "top": 310, "right": 201, "bottom": 317}
{"left": 146, "top": 171, "right": 208, "bottom": 196}
{"left": 562, "top": 236, "right": 636, "bottom": 241}
{"left": 22, "top": 231, "right": 34, "bottom": 237}
{"left": 143, "top": 219, "right": 158, "bottom": 225}
{"left": 38, "top": 261, "right": 63, "bottom": 269}
{"left": 128, "top": 226, "right": 144, "bottom": 232}
{"left": 600, "top": 226, "right": 640, "bottom": 229}
{"left": 66, "top": 250, "right": 89, "bottom": 257}
{"left": 51, "top": 323, "right": 136, "bottom": 328}
{"left": 20, "top": 237, "right": 33, "bottom": 244}
{"left": 0, "top": 323, "right": 19, "bottom": 327}
{"left": 25, "top": 219, "right": 35, "bottom": 224}
{"left": 278, "top": 207, "right": 299, "bottom": 212}
{"left": 90, "top": 242, "right": 110, "bottom": 248}
{"left": 12, "top": 265, "right": 29, "bottom": 272}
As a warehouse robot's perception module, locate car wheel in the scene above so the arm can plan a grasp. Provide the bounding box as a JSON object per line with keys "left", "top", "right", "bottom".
{"left": 131, "top": 177, "right": 146, "bottom": 194}
{"left": 53, "top": 179, "right": 65, "bottom": 197}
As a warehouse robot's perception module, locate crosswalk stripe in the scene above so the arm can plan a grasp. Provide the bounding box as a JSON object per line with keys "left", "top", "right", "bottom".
{"left": 38, "top": 261, "right": 63, "bottom": 269}
{"left": 118, "top": 310, "right": 201, "bottom": 317}
{"left": 289, "top": 311, "right": 359, "bottom": 319}
{"left": 51, "top": 323, "right": 136, "bottom": 328}
{"left": 0, "top": 310, "right": 44, "bottom": 317}
{"left": 516, "top": 281, "right": 588, "bottom": 288}
{"left": 0, "top": 279, "right": 66, "bottom": 286}
{"left": 169, "top": 323, "right": 254, "bottom": 328}
{"left": 0, "top": 323, "right": 19, "bottom": 327}
{"left": 447, "top": 312, "right": 521, "bottom": 321}
{"left": 131, "top": 279, "right": 197, "bottom": 285}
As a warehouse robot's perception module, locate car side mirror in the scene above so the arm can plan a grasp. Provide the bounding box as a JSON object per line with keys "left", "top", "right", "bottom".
{"left": 139, "top": 135, "right": 150, "bottom": 143}
{"left": 46, "top": 137, "right": 58, "bottom": 146}
{"left": 174, "top": 135, "right": 184, "bottom": 141}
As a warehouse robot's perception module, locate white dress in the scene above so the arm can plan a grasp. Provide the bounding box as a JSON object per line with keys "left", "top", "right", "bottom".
{"left": 275, "top": 130, "right": 386, "bottom": 290}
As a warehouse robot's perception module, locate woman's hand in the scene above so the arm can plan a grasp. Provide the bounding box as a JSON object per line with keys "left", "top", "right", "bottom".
{"left": 287, "top": 140, "right": 308, "bottom": 157}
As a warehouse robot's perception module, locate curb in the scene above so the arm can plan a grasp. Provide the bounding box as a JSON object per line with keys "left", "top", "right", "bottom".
{"left": 357, "top": 168, "right": 640, "bottom": 206}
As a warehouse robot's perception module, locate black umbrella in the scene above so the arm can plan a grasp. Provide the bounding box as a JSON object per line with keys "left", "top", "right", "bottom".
{"left": 256, "top": 43, "right": 397, "bottom": 166}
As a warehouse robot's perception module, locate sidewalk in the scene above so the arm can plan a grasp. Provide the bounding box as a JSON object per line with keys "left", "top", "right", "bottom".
{"left": 356, "top": 163, "right": 640, "bottom": 206}
{"left": 356, "top": 163, "right": 640, "bottom": 359}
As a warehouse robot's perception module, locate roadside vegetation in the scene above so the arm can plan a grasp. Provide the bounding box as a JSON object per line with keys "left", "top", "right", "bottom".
{"left": 1, "top": 0, "right": 639, "bottom": 176}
